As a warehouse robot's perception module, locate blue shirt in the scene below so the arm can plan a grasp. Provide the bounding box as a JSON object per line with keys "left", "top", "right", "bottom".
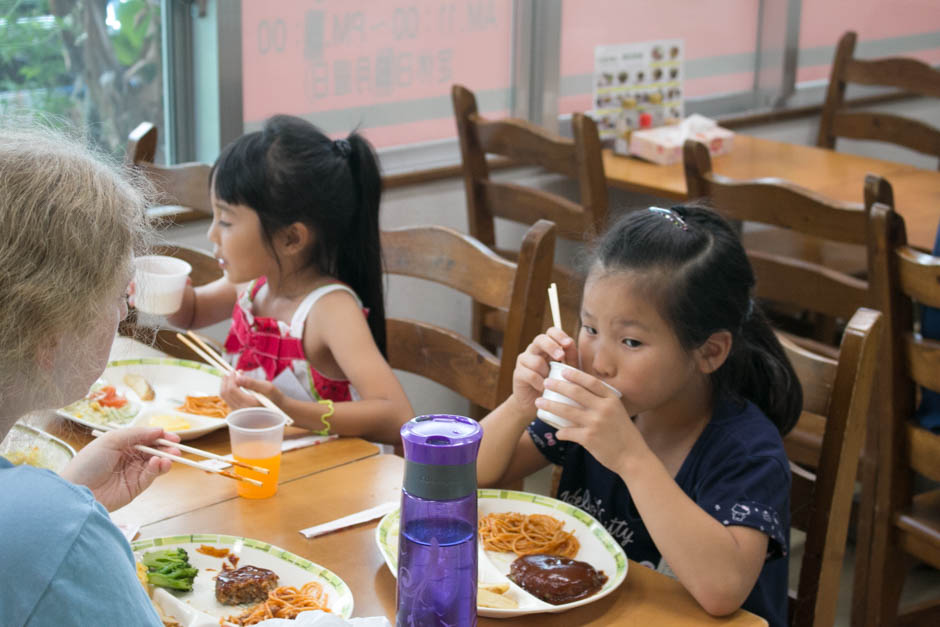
{"left": 529, "top": 397, "right": 790, "bottom": 627}
{"left": 0, "top": 457, "right": 161, "bottom": 626}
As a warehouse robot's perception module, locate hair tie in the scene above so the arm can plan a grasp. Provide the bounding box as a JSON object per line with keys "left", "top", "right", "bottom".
{"left": 333, "top": 138, "right": 352, "bottom": 158}
{"left": 648, "top": 206, "right": 688, "bottom": 231}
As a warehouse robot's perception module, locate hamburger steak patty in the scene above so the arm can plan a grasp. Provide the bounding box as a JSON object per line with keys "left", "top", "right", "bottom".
{"left": 215, "top": 565, "right": 279, "bottom": 605}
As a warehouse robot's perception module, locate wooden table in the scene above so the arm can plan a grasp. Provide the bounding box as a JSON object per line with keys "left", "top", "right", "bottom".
{"left": 603, "top": 134, "right": 940, "bottom": 251}
{"left": 35, "top": 413, "right": 380, "bottom": 527}
{"left": 142, "top": 454, "right": 766, "bottom": 626}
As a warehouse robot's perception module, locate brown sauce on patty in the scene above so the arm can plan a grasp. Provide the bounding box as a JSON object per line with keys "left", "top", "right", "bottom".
{"left": 509, "top": 554, "right": 607, "bottom": 605}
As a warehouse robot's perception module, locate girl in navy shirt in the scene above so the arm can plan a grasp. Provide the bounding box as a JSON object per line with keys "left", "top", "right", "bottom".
{"left": 477, "top": 205, "right": 802, "bottom": 626}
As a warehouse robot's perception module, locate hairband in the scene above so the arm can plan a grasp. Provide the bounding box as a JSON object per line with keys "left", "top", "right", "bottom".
{"left": 648, "top": 206, "right": 688, "bottom": 231}
{"left": 333, "top": 138, "right": 352, "bottom": 158}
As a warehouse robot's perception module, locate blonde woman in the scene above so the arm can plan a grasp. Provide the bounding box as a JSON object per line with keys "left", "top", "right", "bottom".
{"left": 0, "top": 124, "right": 179, "bottom": 625}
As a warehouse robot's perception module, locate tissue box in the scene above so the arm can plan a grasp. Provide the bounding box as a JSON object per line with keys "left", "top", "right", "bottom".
{"left": 629, "top": 118, "right": 734, "bottom": 165}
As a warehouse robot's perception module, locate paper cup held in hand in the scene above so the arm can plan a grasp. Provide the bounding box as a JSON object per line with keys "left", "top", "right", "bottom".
{"left": 133, "top": 255, "right": 192, "bottom": 315}
{"left": 536, "top": 361, "right": 623, "bottom": 430}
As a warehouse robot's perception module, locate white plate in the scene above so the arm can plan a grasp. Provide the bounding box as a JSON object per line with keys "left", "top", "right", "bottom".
{"left": 57, "top": 358, "right": 228, "bottom": 441}
{"left": 132, "top": 534, "right": 354, "bottom": 626}
{"left": 375, "top": 489, "right": 628, "bottom": 618}
{"left": 0, "top": 423, "right": 76, "bottom": 473}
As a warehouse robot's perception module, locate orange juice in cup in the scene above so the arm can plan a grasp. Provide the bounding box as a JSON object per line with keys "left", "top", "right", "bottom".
{"left": 226, "top": 408, "right": 286, "bottom": 499}
{"left": 233, "top": 446, "right": 282, "bottom": 499}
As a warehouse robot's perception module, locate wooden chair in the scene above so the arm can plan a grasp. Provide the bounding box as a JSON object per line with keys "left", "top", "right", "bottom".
{"left": 452, "top": 84, "right": 607, "bottom": 347}
{"left": 851, "top": 202, "right": 940, "bottom": 627}
{"left": 126, "top": 122, "right": 213, "bottom": 220}
{"left": 382, "top": 220, "right": 555, "bottom": 411}
{"left": 682, "top": 139, "right": 891, "bottom": 358}
{"left": 783, "top": 308, "right": 883, "bottom": 627}
{"left": 818, "top": 31, "right": 940, "bottom": 170}
{"left": 119, "top": 243, "right": 223, "bottom": 361}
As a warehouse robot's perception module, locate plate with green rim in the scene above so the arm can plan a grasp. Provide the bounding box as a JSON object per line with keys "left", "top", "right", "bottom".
{"left": 133, "top": 534, "right": 353, "bottom": 625}
{"left": 58, "top": 358, "right": 228, "bottom": 440}
{"left": 375, "top": 489, "right": 628, "bottom": 617}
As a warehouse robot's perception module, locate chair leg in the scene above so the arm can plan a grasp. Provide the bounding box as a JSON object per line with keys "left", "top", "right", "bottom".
{"left": 864, "top": 535, "right": 911, "bottom": 627}
{"left": 851, "top": 444, "right": 878, "bottom": 627}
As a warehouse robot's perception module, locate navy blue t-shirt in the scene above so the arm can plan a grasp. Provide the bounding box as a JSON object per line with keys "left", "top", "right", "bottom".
{"left": 528, "top": 397, "right": 790, "bottom": 627}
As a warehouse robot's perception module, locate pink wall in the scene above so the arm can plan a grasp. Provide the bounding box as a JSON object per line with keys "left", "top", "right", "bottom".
{"left": 242, "top": 0, "right": 513, "bottom": 147}
{"left": 799, "top": 0, "right": 940, "bottom": 47}
{"left": 797, "top": 0, "right": 940, "bottom": 84}
{"left": 560, "top": 0, "right": 759, "bottom": 76}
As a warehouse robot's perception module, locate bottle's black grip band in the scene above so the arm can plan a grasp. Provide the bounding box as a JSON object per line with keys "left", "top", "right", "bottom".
{"left": 403, "top": 460, "right": 476, "bottom": 501}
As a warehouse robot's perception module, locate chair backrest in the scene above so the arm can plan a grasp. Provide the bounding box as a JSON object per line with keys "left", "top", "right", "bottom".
{"left": 452, "top": 84, "right": 607, "bottom": 336}
{"left": 382, "top": 220, "right": 555, "bottom": 410}
{"left": 852, "top": 194, "right": 940, "bottom": 626}
{"left": 870, "top": 201, "right": 940, "bottom": 485}
{"left": 817, "top": 31, "right": 940, "bottom": 169}
{"left": 126, "top": 122, "right": 213, "bottom": 217}
{"left": 683, "top": 139, "right": 889, "bottom": 354}
{"left": 781, "top": 308, "right": 883, "bottom": 627}
{"left": 119, "top": 243, "right": 223, "bottom": 361}
{"left": 452, "top": 84, "right": 608, "bottom": 245}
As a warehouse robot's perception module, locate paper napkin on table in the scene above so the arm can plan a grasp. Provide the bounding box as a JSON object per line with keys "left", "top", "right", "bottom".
{"left": 300, "top": 501, "right": 398, "bottom": 538}
{"left": 253, "top": 610, "right": 390, "bottom": 626}
{"left": 201, "top": 434, "right": 338, "bottom": 471}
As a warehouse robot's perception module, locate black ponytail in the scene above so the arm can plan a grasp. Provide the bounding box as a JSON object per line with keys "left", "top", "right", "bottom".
{"left": 213, "top": 115, "right": 387, "bottom": 356}
{"left": 337, "top": 133, "right": 386, "bottom": 356}
{"left": 592, "top": 204, "right": 802, "bottom": 434}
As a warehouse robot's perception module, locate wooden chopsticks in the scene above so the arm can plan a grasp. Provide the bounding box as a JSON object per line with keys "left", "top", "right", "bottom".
{"left": 90, "top": 429, "right": 263, "bottom": 487}
{"left": 164, "top": 438, "right": 269, "bottom": 475}
{"left": 175, "top": 331, "right": 294, "bottom": 425}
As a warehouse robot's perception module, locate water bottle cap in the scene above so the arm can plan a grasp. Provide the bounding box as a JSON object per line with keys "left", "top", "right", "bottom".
{"left": 400, "top": 415, "right": 482, "bottom": 466}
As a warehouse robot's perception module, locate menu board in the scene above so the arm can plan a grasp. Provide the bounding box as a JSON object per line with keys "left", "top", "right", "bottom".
{"left": 591, "top": 39, "right": 684, "bottom": 148}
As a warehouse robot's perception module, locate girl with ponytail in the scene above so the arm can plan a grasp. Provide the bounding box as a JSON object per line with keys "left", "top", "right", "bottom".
{"left": 476, "top": 204, "right": 800, "bottom": 625}
{"left": 163, "top": 115, "right": 412, "bottom": 444}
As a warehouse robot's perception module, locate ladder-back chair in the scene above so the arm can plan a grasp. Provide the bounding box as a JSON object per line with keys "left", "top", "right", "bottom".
{"left": 452, "top": 84, "right": 607, "bottom": 347}
{"left": 382, "top": 220, "right": 555, "bottom": 411}
{"left": 126, "top": 122, "right": 213, "bottom": 220}
{"left": 783, "top": 308, "right": 883, "bottom": 627}
{"left": 818, "top": 31, "right": 940, "bottom": 169}
{"left": 851, "top": 202, "right": 940, "bottom": 627}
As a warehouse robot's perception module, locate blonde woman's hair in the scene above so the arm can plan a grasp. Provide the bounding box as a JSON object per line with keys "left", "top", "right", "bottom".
{"left": 0, "top": 121, "right": 151, "bottom": 396}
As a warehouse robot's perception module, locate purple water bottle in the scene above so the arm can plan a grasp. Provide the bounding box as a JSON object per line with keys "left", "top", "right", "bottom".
{"left": 397, "top": 415, "right": 482, "bottom": 627}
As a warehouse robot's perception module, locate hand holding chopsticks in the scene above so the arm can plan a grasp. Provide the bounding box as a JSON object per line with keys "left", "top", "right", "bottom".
{"left": 90, "top": 428, "right": 264, "bottom": 487}
{"left": 175, "top": 331, "right": 294, "bottom": 425}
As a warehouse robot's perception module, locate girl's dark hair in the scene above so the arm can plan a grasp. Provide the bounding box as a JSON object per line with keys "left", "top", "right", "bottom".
{"left": 592, "top": 204, "right": 802, "bottom": 434}
{"left": 212, "top": 115, "right": 386, "bottom": 355}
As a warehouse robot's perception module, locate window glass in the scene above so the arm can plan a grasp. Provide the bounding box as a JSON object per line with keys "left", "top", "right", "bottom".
{"left": 0, "top": 0, "right": 165, "bottom": 158}
{"left": 241, "top": 0, "right": 514, "bottom": 148}
{"left": 559, "top": 0, "right": 759, "bottom": 115}
{"left": 797, "top": 0, "right": 940, "bottom": 85}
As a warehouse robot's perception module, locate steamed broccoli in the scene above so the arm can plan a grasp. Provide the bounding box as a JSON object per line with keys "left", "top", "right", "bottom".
{"left": 141, "top": 548, "right": 198, "bottom": 591}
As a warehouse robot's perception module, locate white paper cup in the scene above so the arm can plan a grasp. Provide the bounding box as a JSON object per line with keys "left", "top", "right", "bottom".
{"left": 133, "top": 255, "right": 192, "bottom": 315}
{"left": 536, "top": 361, "right": 623, "bottom": 429}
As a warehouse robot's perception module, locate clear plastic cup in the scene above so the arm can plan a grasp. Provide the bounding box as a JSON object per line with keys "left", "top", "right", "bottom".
{"left": 225, "top": 408, "right": 286, "bottom": 499}
{"left": 536, "top": 361, "right": 623, "bottom": 429}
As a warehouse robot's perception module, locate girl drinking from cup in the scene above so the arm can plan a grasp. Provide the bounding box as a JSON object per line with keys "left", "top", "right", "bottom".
{"left": 477, "top": 206, "right": 801, "bottom": 626}
{"left": 166, "top": 115, "right": 412, "bottom": 444}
